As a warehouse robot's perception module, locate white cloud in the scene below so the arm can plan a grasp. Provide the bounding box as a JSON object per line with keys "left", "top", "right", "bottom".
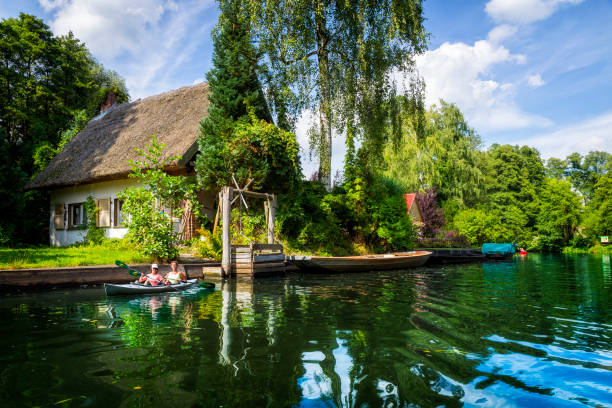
{"left": 487, "top": 24, "right": 518, "bottom": 44}
{"left": 517, "top": 111, "right": 612, "bottom": 158}
{"left": 38, "top": 0, "right": 68, "bottom": 12}
{"left": 528, "top": 74, "right": 545, "bottom": 87}
{"left": 485, "top": 0, "right": 584, "bottom": 25}
{"left": 43, "top": 0, "right": 216, "bottom": 98}
{"left": 192, "top": 77, "right": 205, "bottom": 85}
{"left": 415, "top": 38, "right": 551, "bottom": 132}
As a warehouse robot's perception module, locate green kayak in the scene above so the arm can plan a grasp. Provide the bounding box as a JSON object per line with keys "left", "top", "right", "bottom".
{"left": 104, "top": 279, "right": 198, "bottom": 296}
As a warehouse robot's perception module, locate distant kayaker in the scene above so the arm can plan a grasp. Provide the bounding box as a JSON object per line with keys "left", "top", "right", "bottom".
{"left": 164, "top": 260, "right": 187, "bottom": 285}
{"left": 139, "top": 264, "right": 165, "bottom": 286}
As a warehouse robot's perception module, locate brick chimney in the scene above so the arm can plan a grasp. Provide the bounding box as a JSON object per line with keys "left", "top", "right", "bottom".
{"left": 100, "top": 90, "right": 118, "bottom": 112}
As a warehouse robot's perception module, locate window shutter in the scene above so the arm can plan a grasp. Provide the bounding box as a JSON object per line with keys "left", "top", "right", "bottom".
{"left": 97, "top": 198, "right": 111, "bottom": 227}
{"left": 54, "top": 203, "right": 65, "bottom": 230}
{"left": 95, "top": 199, "right": 100, "bottom": 226}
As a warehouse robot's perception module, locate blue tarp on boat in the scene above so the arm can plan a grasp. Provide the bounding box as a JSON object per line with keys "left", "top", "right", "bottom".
{"left": 481, "top": 243, "right": 516, "bottom": 256}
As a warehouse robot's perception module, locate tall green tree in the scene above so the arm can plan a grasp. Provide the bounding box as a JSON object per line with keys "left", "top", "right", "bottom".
{"left": 484, "top": 144, "right": 544, "bottom": 238}
{"left": 545, "top": 157, "right": 567, "bottom": 180}
{"left": 383, "top": 101, "right": 486, "bottom": 218}
{"left": 582, "top": 173, "right": 612, "bottom": 241}
{"left": 0, "top": 13, "right": 128, "bottom": 244}
{"left": 535, "top": 178, "right": 581, "bottom": 251}
{"left": 195, "top": 0, "right": 299, "bottom": 193}
{"left": 247, "top": 0, "right": 427, "bottom": 189}
{"left": 565, "top": 151, "right": 611, "bottom": 203}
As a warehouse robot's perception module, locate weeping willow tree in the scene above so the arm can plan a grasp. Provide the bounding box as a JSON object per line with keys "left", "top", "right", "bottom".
{"left": 383, "top": 100, "right": 486, "bottom": 215}
{"left": 246, "top": 0, "right": 428, "bottom": 189}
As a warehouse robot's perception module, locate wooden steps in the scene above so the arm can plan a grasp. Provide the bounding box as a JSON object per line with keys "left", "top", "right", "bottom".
{"left": 230, "top": 244, "right": 286, "bottom": 276}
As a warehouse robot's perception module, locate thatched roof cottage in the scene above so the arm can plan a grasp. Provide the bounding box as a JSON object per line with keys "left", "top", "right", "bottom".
{"left": 27, "top": 83, "right": 212, "bottom": 246}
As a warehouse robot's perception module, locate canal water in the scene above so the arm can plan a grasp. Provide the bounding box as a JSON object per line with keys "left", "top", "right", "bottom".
{"left": 0, "top": 254, "right": 610, "bottom": 408}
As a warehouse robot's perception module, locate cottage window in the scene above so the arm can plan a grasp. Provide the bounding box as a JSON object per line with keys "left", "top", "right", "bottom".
{"left": 96, "top": 198, "right": 111, "bottom": 227}
{"left": 114, "top": 199, "right": 125, "bottom": 227}
{"left": 68, "top": 203, "right": 87, "bottom": 229}
{"left": 53, "top": 203, "right": 65, "bottom": 230}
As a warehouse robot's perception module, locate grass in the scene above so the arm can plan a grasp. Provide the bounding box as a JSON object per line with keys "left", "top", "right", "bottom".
{"left": 562, "top": 244, "right": 612, "bottom": 255}
{"left": 0, "top": 240, "right": 150, "bottom": 270}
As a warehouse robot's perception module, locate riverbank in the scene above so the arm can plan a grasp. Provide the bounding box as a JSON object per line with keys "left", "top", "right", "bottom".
{"left": 562, "top": 244, "right": 612, "bottom": 254}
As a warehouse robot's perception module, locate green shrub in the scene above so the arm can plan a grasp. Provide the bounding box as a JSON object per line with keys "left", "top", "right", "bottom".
{"left": 119, "top": 187, "right": 179, "bottom": 262}
{"left": 119, "top": 135, "right": 198, "bottom": 261}
{"left": 84, "top": 196, "right": 106, "bottom": 246}
{"left": 193, "top": 229, "right": 223, "bottom": 260}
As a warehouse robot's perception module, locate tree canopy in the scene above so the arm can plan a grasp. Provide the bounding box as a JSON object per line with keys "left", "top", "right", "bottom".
{"left": 383, "top": 100, "right": 485, "bottom": 217}
{"left": 195, "top": 0, "right": 300, "bottom": 193}
{"left": 0, "top": 13, "right": 128, "bottom": 244}
{"left": 247, "top": 0, "right": 428, "bottom": 188}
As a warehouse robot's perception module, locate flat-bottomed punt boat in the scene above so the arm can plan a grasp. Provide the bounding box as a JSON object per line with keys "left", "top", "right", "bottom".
{"left": 289, "top": 251, "right": 431, "bottom": 273}
{"left": 104, "top": 279, "right": 198, "bottom": 296}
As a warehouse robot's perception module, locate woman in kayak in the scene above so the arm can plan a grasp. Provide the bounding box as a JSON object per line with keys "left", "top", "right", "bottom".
{"left": 139, "top": 264, "right": 165, "bottom": 286}
{"left": 164, "top": 260, "right": 187, "bottom": 285}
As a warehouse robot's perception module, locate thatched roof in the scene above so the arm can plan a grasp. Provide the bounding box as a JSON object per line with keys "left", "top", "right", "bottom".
{"left": 27, "top": 82, "right": 210, "bottom": 190}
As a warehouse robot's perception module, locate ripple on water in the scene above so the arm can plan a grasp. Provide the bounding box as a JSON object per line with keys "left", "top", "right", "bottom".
{"left": 0, "top": 254, "right": 611, "bottom": 407}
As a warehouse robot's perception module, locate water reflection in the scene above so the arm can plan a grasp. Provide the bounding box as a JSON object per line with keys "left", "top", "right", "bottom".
{"left": 0, "top": 255, "right": 611, "bottom": 407}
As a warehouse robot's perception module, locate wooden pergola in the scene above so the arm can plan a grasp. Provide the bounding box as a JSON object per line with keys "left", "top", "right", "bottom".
{"left": 219, "top": 184, "right": 284, "bottom": 277}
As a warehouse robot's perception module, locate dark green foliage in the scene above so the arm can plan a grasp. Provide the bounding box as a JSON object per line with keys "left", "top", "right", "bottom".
{"left": 453, "top": 209, "right": 507, "bottom": 246}
{"left": 278, "top": 175, "right": 416, "bottom": 255}
{"left": 482, "top": 144, "right": 544, "bottom": 244}
{"left": 277, "top": 182, "right": 351, "bottom": 255}
{"left": 367, "top": 179, "right": 417, "bottom": 251}
{"left": 84, "top": 196, "right": 105, "bottom": 246}
{"left": 535, "top": 179, "right": 581, "bottom": 251}
{"left": 381, "top": 99, "right": 611, "bottom": 252}
{"left": 0, "top": 13, "right": 128, "bottom": 244}
{"left": 204, "top": 0, "right": 271, "bottom": 125}
{"left": 545, "top": 157, "right": 567, "bottom": 180}
{"left": 582, "top": 173, "right": 612, "bottom": 240}
{"left": 120, "top": 136, "right": 197, "bottom": 261}
{"left": 565, "top": 151, "right": 612, "bottom": 202}
{"left": 195, "top": 0, "right": 297, "bottom": 193}
{"left": 197, "top": 111, "right": 300, "bottom": 192}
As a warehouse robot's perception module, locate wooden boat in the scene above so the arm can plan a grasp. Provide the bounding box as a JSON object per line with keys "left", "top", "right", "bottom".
{"left": 288, "top": 251, "right": 432, "bottom": 273}
{"left": 104, "top": 279, "right": 198, "bottom": 296}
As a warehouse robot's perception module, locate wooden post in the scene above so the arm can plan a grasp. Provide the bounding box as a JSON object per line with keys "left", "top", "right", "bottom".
{"left": 212, "top": 191, "right": 221, "bottom": 235}
{"left": 267, "top": 194, "right": 276, "bottom": 244}
{"left": 221, "top": 186, "right": 232, "bottom": 277}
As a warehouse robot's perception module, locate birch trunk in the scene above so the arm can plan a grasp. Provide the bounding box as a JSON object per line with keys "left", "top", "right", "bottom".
{"left": 316, "top": 12, "right": 332, "bottom": 191}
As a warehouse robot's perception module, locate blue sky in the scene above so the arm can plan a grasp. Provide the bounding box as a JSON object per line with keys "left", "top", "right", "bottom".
{"left": 2, "top": 0, "right": 611, "bottom": 174}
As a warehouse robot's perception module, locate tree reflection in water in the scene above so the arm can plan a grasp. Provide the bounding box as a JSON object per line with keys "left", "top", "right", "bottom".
{"left": 1, "top": 255, "right": 610, "bottom": 407}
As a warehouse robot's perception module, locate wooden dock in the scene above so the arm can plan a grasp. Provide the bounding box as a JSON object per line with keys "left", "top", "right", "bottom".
{"left": 231, "top": 243, "right": 286, "bottom": 276}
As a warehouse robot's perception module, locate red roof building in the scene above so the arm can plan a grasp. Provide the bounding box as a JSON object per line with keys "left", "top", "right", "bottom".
{"left": 404, "top": 193, "right": 423, "bottom": 224}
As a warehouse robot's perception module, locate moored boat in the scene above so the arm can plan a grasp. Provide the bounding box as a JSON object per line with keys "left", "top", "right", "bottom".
{"left": 481, "top": 243, "right": 516, "bottom": 259}
{"left": 288, "top": 251, "right": 431, "bottom": 273}
{"left": 104, "top": 279, "right": 198, "bottom": 296}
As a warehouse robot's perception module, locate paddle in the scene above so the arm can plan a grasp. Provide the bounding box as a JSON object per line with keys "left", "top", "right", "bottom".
{"left": 115, "top": 260, "right": 142, "bottom": 277}
{"left": 199, "top": 282, "right": 215, "bottom": 289}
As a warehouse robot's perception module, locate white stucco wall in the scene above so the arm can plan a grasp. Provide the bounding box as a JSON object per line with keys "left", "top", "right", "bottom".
{"left": 50, "top": 179, "right": 140, "bottom": 246}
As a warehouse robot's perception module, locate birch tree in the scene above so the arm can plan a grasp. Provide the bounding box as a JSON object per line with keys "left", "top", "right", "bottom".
{"left": 246, "top": 0, "right": 427, "bottom": 189}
